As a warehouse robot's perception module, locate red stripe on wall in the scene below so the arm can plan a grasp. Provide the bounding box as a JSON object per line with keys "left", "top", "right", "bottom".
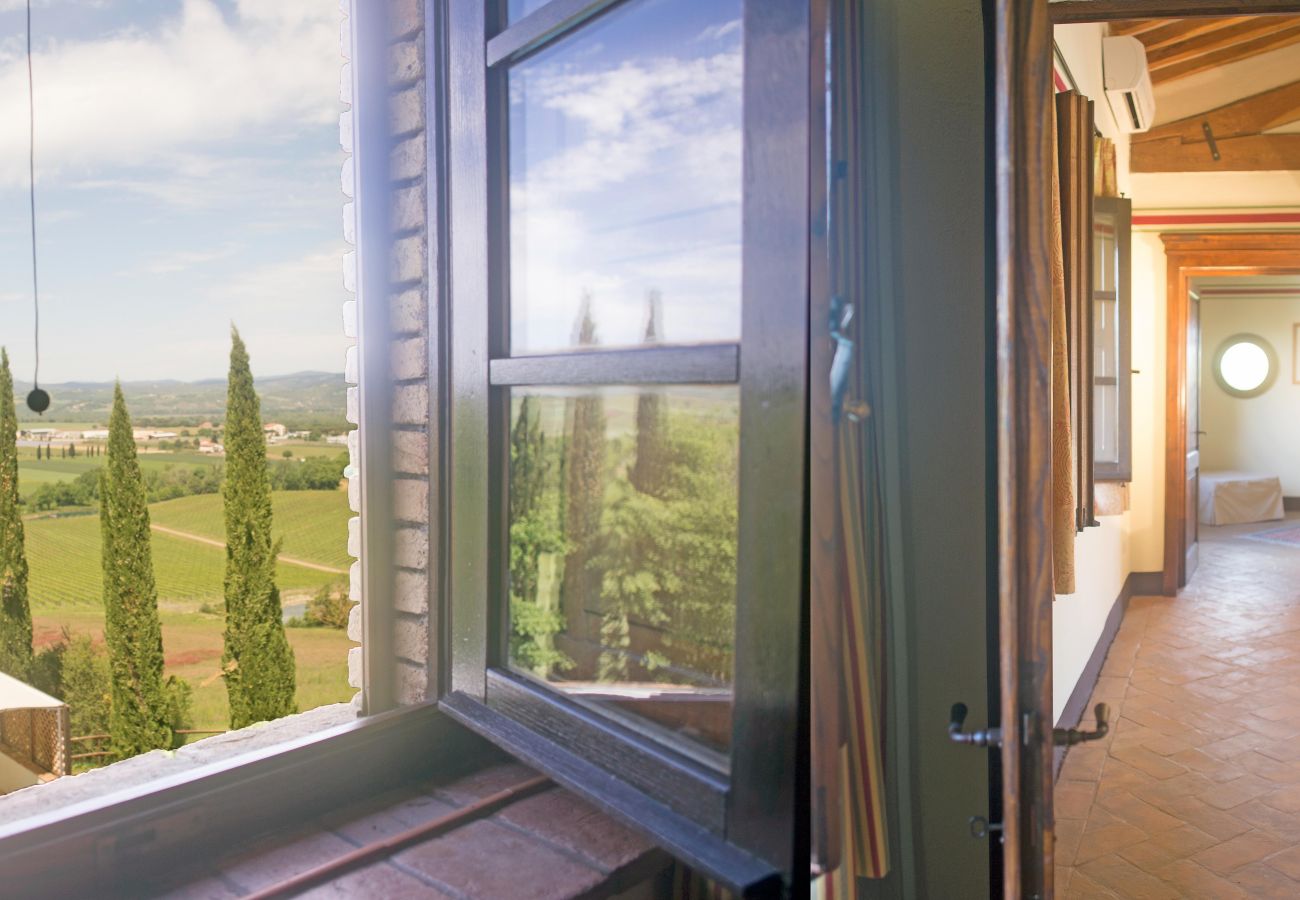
{"left": 1133, "top": 212, "right": 1300, "bottom": 226}
{"left": 1054, "top": 68, "right": 1068, "bottom": 92}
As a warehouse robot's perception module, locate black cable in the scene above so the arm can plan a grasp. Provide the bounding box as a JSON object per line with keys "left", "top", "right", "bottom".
{"left": 24, "top": 0, "right": 48, "bottom": 414}
{"left": 26, "top": 0, "right": 38, "bottom": 387}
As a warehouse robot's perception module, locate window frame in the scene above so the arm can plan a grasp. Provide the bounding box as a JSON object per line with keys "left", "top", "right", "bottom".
{"left": 1092, "top": 196, "right": 1132, "bottom": 483}
{"left": 437, "top": 0, "right": 816, "bottom": 890}
{"left": 0, "top": 1, "right": 431, "bottom": 885}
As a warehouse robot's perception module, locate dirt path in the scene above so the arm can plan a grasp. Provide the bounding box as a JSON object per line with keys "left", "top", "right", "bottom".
{"left": 149, "top": 524, "right": 348, "bottom": 575}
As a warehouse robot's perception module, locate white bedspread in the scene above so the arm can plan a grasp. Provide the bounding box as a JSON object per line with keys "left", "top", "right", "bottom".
{"left": 1199, "top": 471, "right": 1285, "bottom": 526}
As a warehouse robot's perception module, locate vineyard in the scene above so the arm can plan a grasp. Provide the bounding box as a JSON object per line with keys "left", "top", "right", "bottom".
{"left": 24, "top": 488, "right": 354, "bottom": 733}
{"left": 147, "top": 490, "right": 353, "bottom": 571}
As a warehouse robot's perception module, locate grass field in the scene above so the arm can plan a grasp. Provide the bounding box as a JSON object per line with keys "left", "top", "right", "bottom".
{"left": 148, "top": 491, "right": 352, "bottom": 570}
{"left": 34, "top": 609, "right": 352, "bottom": 736}
{"left": 25, "top": 510, "right": 341, "bottom": 609}
{"left": 26, "top": 489, "right": 354, "bottom": 735}
{"left": 16, "top": 449, "right": 221, "bottom": 499}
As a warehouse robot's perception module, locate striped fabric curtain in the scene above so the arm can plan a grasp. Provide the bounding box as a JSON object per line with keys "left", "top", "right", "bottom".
{"left": 813, "top": 0, "right": 892, "bottom": 893}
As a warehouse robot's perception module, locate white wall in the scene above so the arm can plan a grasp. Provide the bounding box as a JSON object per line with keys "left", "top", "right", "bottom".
{"left": 1050, "top": 25, "right": 1137, "bottom": 723}
{"left": 1200, "top": 296, "right": 1300, "bottom": 493}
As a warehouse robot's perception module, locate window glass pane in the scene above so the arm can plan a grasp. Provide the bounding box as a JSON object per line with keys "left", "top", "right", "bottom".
{"left": 1220, "top": 341, "right": 1271, "bottom": 392}
{"left": 506, "top": 385, "right": 738, "bottom": 755}
{"left": 507, "top": 0, "right": 550, "bottom": 22}
{"left": 1094, "top": 296, "right": 1117, "bottom": 378}
{"left": 507, "top": 0, "right": 743, "bottom": 355}
{"left": 1095, "top": 383, "right": 1118, "bottom": 465}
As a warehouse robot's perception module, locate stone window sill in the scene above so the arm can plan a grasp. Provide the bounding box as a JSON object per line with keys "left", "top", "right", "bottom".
{"left": 0, "top": 704, "right": 355, "bottom": 826}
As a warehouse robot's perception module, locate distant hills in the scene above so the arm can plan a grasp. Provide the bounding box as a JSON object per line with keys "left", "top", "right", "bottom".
{"left": 14, "top": 371, "right": 347, "bottom": 427}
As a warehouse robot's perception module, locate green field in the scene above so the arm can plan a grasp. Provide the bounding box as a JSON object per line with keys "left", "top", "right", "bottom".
{"left": 25, "top": 490, "right": 354, "bottom": 733}
{"left": 148, "top": 491, "right": 352, "bottom": 571}
{"left": 16, "top": 448, "right": 221, "bottom": 500}
{"left": 33, "top": 609, "right": 352, "bottom": 736}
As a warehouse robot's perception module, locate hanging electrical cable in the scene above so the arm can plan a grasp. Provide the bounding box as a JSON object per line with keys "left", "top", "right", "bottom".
{"left": 24, "top": 0, "right": 49, "bottom": 415}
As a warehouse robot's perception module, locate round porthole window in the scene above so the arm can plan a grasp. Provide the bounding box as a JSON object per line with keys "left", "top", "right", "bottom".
{"left": 1213, "top": 334, "right": 1277, "bottom": 398}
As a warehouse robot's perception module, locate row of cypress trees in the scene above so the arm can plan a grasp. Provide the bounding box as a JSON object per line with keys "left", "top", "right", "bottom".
{"left": 0, "top": 329, "right": 296, "bottom": 758}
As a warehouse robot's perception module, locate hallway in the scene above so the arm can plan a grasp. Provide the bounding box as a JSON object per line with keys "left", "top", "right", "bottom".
{"left": 1059, "top": 514, "right": 1300, "bottom": 899}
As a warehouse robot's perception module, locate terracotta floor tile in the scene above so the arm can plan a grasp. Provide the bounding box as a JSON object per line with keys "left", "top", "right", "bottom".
{"left": 1224, "top": 862, "right": 1300, "bottom": 900}
{"left": 1074, "top": 822, "right": 1152, "bottom": 866}
{"left": 1078, "top": 854, "right": 1182, "bottom": 899}
{"left": 1057, "top": 817, "right": 1086, "bottom": 867}
{"left": 1262, "top": 843, "right": 1300, "bottom": 880}
{"left": 1153, "top": 858, "right": 1252, "bottom": 900}
{"left": 1055, "top": 520, "right": 1300, "bottom": 899}
{"left": 1056, "top": 781, "right": 1098, "bottom": 820}
{"left": 1195, "top": 774, "right": 1275, "bottom": 810}
{"left": 1191, "top": 830, "right": 1288, "bottom": 875}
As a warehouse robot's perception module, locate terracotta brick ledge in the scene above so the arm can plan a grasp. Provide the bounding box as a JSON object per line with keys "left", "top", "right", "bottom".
{"left": 137, "top": 761, "right": 667, "bottom": 899}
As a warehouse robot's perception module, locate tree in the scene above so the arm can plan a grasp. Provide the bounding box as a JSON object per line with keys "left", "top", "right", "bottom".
{"left": 100, "top": 384, "right": 173, "bottom": 757}
{"left": 508, "top": 396, "right": 569, "bottom": 675}
{"left": 630, "top": 290, "right": 668, "bottom": 499}
{"left": 0, "top": 349, "right": 32, "bottom": 679}
{"left": 560, "top": 298, "right": 607, "bottom": 677}
{"left": 221, "top": 328, "right": 296, "bottom": 728}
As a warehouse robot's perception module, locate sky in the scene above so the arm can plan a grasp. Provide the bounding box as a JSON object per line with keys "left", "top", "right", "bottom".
{"left": 0, "top": 0, "right": 347, "bottom": 382}
{"left": 507, "top": 0, "right": 742, "bottom": 355}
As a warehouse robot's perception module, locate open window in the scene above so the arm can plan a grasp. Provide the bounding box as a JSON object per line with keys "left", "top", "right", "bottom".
{"left": 438, "top": 0, "right": 813, "bottom": 891}
{"left": 1092, "top": 196, "right": 1132, "bottom": 482}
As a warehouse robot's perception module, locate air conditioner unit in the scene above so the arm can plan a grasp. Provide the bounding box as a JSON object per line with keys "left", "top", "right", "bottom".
{"left": 1102, "top": 36, "right": 1156, "bottom": 133}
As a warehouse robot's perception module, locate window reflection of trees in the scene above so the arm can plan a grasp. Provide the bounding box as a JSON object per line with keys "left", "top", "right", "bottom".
{"left": 507, "top": 297, "right": 739, "bottom": 750}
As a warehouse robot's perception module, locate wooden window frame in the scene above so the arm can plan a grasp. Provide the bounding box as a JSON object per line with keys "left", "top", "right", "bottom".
{"left": 1093, "top": 196, "right": 1132, "bottom": 483}
{"left": 434, "top": 0, "right": 816, "bottom": 892}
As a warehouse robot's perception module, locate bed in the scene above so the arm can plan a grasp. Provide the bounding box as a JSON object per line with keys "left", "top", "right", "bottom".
{"left": 1198, "top": 471, "right": 1285, "bottom": 526}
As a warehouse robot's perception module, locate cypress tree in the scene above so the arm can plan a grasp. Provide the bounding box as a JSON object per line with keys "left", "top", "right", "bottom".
{"left": 560, "top": 299, "right": 607, "bottom": 677}
{"left": 101, "top": 384, "right": 172, "bottom": 756}
{"left": 630, "top": 290, "right": 668, "bottom": 499}
{"left": 0, "top": 349, "right": 32, "bottom": 679}
{"left": 222, "top": 328, "right": 295, "bottom": 728}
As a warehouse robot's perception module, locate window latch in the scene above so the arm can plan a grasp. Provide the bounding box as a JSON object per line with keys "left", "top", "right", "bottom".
{"left": 829, "top": 294, "right": 855, "bottom": 423}
{"left": 947, "top": 702, "right": 1002, "bottom": 748}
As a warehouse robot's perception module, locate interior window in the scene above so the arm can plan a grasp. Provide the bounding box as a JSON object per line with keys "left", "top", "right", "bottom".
{"left": 1214, "top": 334, "right": 1276, "bottom": 397}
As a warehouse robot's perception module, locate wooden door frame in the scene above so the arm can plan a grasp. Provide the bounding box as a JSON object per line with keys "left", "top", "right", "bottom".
{"left": 1160, "top": 233, "right": 1300, "bottom": 596}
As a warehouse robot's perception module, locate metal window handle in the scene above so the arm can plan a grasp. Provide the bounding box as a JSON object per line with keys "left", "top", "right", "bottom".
{"left": 1053, "top": 703, "right": 1110, "bottom": 746}
{"left": 948, "top": 702, "right": 1002, "bottom": 748}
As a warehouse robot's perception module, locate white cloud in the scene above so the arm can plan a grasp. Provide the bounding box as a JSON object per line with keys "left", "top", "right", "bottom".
{"left": 133, "top": 241, "right": 241, "bottom": 275}
{"left": 508, "top": 44, "right": 744, "bottom": 353}
{"left": 0, "top": 0, "right": 341, "bottom": 188}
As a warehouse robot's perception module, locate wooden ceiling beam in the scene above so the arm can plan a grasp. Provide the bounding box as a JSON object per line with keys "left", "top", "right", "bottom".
{"left": 1145, "top": 16, "right": 1300, "bottom": 68}
{"left": 1109, "top": 18, "right": 1178, "bottom": 35}
{"left": 1134, "top": 16, "right": 1251, "bottom": 51}
{"left": 1134, "top": 80, "right": 1300, "bottom": 145}
{"left": 1132, "top": 132, "right": 1300, "bottom": 171}
{"left": 1151, "top": 23, "right": 1300, "bottom": 83}
{"left": 1050, "top": 1, "right": 1300, "bottom": 23}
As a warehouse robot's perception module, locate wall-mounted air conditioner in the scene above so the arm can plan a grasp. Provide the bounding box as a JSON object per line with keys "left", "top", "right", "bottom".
{"left": 1102, "top": 36, "right": 1156, "bottom": 133}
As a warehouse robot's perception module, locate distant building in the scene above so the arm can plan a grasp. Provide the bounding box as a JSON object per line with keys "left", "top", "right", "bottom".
{"left": 0, "top": 673, "right": 70, "bottom": 793}
{"left": 80, "top": 430, "right": 109, "bottom": 440}
{"left": 264, "top": 423, "right": 288, "bottom": 439}
{"left": 325, "top": 434, "right": 349, "bottom": 445}
{"left": 198, "top": 440, "right": 224, "bottom": 455}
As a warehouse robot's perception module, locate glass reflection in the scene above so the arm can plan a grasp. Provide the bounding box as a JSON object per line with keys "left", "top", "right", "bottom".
{"left": 506, "top": 383, "right": 738, "bottom": 755}
{"left": 507, "top": 0, "right": 743, "bottom": 355}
